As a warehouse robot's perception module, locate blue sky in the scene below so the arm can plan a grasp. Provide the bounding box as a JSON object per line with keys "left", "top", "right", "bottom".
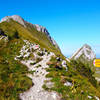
{"left": 0, "top": 0, "right": 100, "bottom": 57}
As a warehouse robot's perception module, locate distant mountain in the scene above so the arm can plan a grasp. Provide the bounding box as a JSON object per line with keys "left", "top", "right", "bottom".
{"left": 70, "top": 44, "right": 100, "bottom": 83}
{"left": 70, "top": 44, "right": 96, "bottom": 61}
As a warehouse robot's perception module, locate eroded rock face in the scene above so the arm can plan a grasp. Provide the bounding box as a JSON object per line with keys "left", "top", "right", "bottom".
{"left": 70, "top": 44, "right": 96, "bottom": 61}
{"left": 34, "top": 24, "right": 49, "bottom": 35}
{"left": 0, "top": 15, "right": 26, "bottom": 27}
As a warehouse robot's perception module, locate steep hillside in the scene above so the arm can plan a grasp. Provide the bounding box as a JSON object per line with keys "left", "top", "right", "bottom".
{"left": 0, "top": 15, "right": 61, "bottom": 56}
{"left": 0, "top": 15, "right": 100, "bottom": 100}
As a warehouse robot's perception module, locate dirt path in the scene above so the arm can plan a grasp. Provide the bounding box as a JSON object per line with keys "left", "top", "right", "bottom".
{"left": 20, "top": 52, "right": 60, "bottom": 100}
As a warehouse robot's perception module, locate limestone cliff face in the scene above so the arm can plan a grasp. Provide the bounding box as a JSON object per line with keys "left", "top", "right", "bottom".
{"left": 0, "top": 15, "right": 26, "bottom": 27}
{"left": 70, "top": 44, "right": 96, "bottom": 61}
{"left": 0, "top": 15, "right": 60, "bottom": 50}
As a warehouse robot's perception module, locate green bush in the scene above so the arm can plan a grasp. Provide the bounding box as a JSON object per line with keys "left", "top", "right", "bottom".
{"left": 36, "top": 57, "right": 43, "bottom": 63}
{"left": 37, "top": 52, "right": 44, "bottom": 56}
{"left": 42, "top": 84, "right": 49, "bottom": 91}
{"left": 13, "top": 30, "right": 19, "bottom": 39}
{"left": 30, "top": 62, "right": 36, "bottom": 65}
{"left": 36, "top": 64, "right": 41, "bottom": 68}
{"left": 8, "top": 30, "right": 19, "bottom": 40}
{"left": 70, "top": 60, "right": 97, "bottom": 87}
{"left": 0, "top": 39, "right": 33, "bottom": 100}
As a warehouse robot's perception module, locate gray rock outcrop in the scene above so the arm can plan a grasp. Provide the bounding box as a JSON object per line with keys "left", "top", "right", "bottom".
{"left": 70, "top": 44, "right": 96, "bottom": 61}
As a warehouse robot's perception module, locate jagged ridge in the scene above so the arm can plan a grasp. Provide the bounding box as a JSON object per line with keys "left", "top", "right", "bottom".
{"left": 0, "top": 15, "right": 60, "bottom": 49}
{"left": 70, "top": 44, "right": 96, "bottom": 60}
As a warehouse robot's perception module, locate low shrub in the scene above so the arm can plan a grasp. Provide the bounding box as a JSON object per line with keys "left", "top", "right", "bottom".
{"left": 30, "top": 62, "right": 36, "bottom": 65}
{"left": 37, "top": 52, "right": 44, "bottom": 56}
{"left": 36, "top": 64, "right": 41, "bottom": 68}
{"left": 36, "top": 57, "right": 43, "bottom": 63}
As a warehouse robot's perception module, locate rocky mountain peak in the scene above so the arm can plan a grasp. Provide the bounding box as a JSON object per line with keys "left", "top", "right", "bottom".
{"left": 0, "top": 15, "right": 49, "bottom": 34}
{"left": 83, "top": 44, "right": 91, "bottom": 49}
{"left": 34, "top": 24, "right": 49, "bottom": 35}
{"left": 0, "top": 15, "right": 26, "bottom": 27}
{"left": 0, "top": 15, "right": 60, "bottom": 50}
{"left": 70, "top": 44, "right": 96, "bottom": 61}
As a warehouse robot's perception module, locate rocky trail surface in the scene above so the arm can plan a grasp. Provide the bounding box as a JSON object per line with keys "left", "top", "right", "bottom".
{"left": 16, "top": 40, "right": 61, "bottom": 100}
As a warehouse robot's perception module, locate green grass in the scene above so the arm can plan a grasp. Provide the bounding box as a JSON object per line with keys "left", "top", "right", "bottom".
{"left": 42, "top": 84, "right": 50, "bottom": 91}
{"left": 94, "top": 73, "right": 100, "bottom": 78}
{"left": 70, "top": 60, "right": 97, "bottom": 87}
{"left": 45, "top": 57, "right": 100, "bottom": 100}
{"left": 0, "top": 20, "right": 63, "bottom": 57}
{"left": 0, "top": 19, "right": 100, "bottom": 100}
{"left": 0, "top": 20, "right": 65, "bottom": 99}
{"left": 0, "top": 39, "right": 33, "bottom": 100}
{"left": 37, "top": 52, "right": 44, "bottom": 56}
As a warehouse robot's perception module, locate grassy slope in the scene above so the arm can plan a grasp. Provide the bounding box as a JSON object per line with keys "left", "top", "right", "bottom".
{"left": 44, "top": 56, "right": 100, "bottom": 100}
{"left": 0, "top": 20, "right": 100, "bottom": 100}
{"left": 0, "top": 39, "right": 33, "bottom": 100}
{"left": 71, "top": 53, "right": 100, "bottom": 87}
{"left": 0, "top": 20, "right": 63, "bottom": 58}
{"left": 0, "top": 20, "right": 65, "bottom": 100}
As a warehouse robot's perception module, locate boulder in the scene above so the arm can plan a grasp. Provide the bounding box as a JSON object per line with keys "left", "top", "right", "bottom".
{"left": 64, "top": 81, "right": 73, "bottom": 87}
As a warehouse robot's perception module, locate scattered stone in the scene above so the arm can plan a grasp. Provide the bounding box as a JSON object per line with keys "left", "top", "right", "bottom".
{"left": 55, "top": 63, "right": 62, "bottom": 69}
{"left": 95, "top": 96, "right": 100, "bottom": 100}
{"left": 62, "top": 60, "right": 68, "bottom": 71}
{"left": 81, "top": 90, "right": 84, "bottom": 94}
{"left": 46, "top": 61, "right": 54, "bottom": 65}
{"left": 88, "top": 95, "right": 92, "bottom": 99}
{"left": 45, "top": 81, "right": 54, "bottom": 88}
{"left": 56, "top": 57, "right": 61, "bottom": 62}
{"left": 64, "top": 81, "right": 72, "bottom": 87}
